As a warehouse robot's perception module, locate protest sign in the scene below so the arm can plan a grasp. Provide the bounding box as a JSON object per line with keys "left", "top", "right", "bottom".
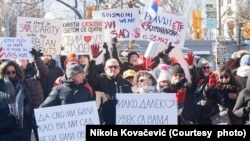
{"left": 34, "top": 101, "right": 100, "bottom": 141}
{"left": 140, "top": 12, "right": 188, "bottom": 47}
{"left": 16, "top": 16, "right": 62, "bottom": 55}
{"left": 61, "top": 19, "right": 104, "bottom": 56}
{"left": 116, "top": 93, "right": 177, "bottom": 125}
{"left": 93, "top": 8, "right": 141, "bottom": 42}
{"left": 0, "top": 37, "right": 32, "bottom": 60}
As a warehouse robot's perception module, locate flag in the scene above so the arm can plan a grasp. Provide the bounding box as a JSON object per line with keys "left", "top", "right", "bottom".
{"left": 147, "top": 0, "right": 160, "bottom": 17}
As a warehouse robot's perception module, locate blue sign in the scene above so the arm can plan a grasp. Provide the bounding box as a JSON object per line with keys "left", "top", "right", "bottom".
{"left": 206, "top": 18, "right": 217, "bottom": 29}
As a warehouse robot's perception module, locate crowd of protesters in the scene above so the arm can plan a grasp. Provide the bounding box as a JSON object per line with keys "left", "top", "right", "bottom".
{"left": 0, "top": 38, "right": 250, "bottom": 141}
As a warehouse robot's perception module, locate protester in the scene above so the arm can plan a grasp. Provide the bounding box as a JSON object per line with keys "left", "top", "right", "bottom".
{"left": 0, "top": 61, "right": 31, "bottom": 141}
{"left": 16, "top": 49, "right": 49, "bottom": 141}
{"left": 85, "top": 58, "right": 132, "bottom": 125}
{"left": 233, "top": 73, "right": 250, "bottom": 125}
{"left": 40, "top": 62, "right": 93, "bottom": 107}
{"left": 40, "top": 53, "right": 64, "bottom": 99}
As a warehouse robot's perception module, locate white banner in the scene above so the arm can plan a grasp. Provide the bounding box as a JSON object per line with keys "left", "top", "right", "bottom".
{"left": 0, "top": 37, "right": 32, "bottom": 60}
{"left": 116, "top": 93, "right": 177, "bottom": 125}
{"left": 34, "top": 101, "right": 100, "bottom": 141}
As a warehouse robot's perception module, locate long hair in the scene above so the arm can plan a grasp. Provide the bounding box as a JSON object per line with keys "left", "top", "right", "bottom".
{"left": 215, "top": 66, "right": 241, "bottom": 92}
{"left": 0, "top": 60, "right": 24, "bottom": 81}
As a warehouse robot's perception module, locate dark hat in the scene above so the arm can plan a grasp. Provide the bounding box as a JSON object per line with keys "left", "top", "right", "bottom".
{"left": 127, "top": 51, "right": 139, "bottom": 62}
{"left": 66, "top": 62, "right": 83, "bottom": 78}
{"left": 172, "top": 64, "right": 184, "bottom": 75}
{"left": 78, "top": 54, "right": 90, "bottom": 60}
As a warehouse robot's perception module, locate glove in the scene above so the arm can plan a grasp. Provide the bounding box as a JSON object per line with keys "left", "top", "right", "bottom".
{"left": 91, "top": 44, "right": 103, "bottom": 58}
{"left": 112, "top": 37, "right": 118, "bottom": 46}
{"left": 103, "top": 42, "right": 108, "bottom": 50}
{"left": 176, "top": 88, "right": 186, "bottom": 104}
{"left": 133, "top": 55, "right": 146, "bottom": 70}
{"left": 145, "top": 57, "right": 155, "bottom": 70}
{"left": 184, "top": 51, "right": 195, "bottom": 66}
{"left": 163, "top": 42, "right": 175, "bottom": 54}
{"left": 29, "top": 48, "right": 43, "bottom": 60}
{"left": 208, "top": 73, "right": 217, "bottom": 88}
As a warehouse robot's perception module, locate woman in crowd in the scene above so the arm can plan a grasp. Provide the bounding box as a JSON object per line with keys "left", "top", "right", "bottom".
{"left": 0, "top": 61, "right": 30, "bottom": 141}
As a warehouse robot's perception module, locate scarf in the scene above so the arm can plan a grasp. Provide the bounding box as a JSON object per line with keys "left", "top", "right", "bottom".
{"left": 4, "top": 75, "right": 25, "bottom": 128}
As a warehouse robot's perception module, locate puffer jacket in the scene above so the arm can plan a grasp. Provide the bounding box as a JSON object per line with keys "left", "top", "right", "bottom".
{"left": 40, "top": 74, "right": 93, "bottom": 107}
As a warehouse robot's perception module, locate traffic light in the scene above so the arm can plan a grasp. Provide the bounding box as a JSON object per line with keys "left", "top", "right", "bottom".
{"left": 192, "top": 10, "right": 202, "bottom": 40}
{"left": 243, "top": 23, "right": 250, "bottom": 39}
{"left": 86, "top": 6, "right": 96, "bottom": 19}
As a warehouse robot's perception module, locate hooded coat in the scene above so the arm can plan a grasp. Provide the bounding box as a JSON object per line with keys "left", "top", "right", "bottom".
{"left": 232, "top": 73, "right": 250, "bottom": 125}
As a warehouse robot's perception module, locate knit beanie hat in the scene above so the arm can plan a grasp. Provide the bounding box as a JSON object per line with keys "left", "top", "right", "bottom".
{"left": 172, "top": 64, "right": 184, "bottom": 75}
{"left": 127, "top": 51, "right": 139, "bottom": 62}
{"left": 196, "top": 58, "right": 209, "bottom": 68}
{"left": 66, "top": 62, "right": 83, "bottom": 78}
{"left": 157, "top": 64, "right": 171, "bottom": 82}
{"left": 64, "top": 52, "right": 78, "bottom": 69}
{"left": 240, "top": 54, "right": 250, "bottom": 66}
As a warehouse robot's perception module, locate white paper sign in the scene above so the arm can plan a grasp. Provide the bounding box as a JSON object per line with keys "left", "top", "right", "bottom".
{"left": 140, "top": 12, "right": 188, "bottom": 47}
{"left": 93, "top": 8, "right": 141, "bottom": 41}
{"left": 116, "top": 93, "right": 177, "bottom": 125}
{"left": 0, "top": 37, "right": 32, "bottom": 60}
{"left": 16, "top": 16, "right": 62, "bottom": 55}
{"left": 34, "top": 101, "right": 100, "bottom": 141}
{"left": 61, "top": 19, "right": 104, "bottom": 56}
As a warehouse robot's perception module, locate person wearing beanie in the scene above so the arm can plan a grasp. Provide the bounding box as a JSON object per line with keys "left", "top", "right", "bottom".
{"left": 78, "top": 54, "right": 90, "bottom": 67}
{"left": 156, "top": 64, "right": 171, "bottom": 92}
{"left": 127, "top": 51, "right": 139, "bottom": 64}
{"left": 235, "top": 54, "right": 250, "bottom": 91}
{"left": 40, "top": 62, "right": 93, "bottom": 107}
{"left": 171, "top": 64, "right": 185, "bottom": 84}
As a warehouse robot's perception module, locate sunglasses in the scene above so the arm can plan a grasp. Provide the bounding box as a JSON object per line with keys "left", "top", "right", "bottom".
{"left": 202, "top": 66, "right": 210, "bottom": 69}
{"left": 106, "top": 65, "right": 119, "bottom": 69}
{"left": 174, "top": 74, "right": 184, "bottom": 77}
{"left": 220, "top": 75, "right": 229, "bottom": 79}
{"left": 138, "top": 79, "right": 145, "bottom": 83}
{"left": 126, "top": 76, "right": 134, "bottom": 80}
{"left": 6, "top": 70, "right": 16, "bottom": 75}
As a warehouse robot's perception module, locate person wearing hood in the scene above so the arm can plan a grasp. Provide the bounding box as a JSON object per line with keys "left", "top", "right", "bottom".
{"left": 40, "top": 53, "right": 64, "bottom": 99}
{"left": 40, "top": 62, "right": 93, "bottom": 107}
{"left": 232, "top": 73, "right": 250, "bottom": 125}
{"left": 235, "top": 54, "right": 250, "bottom": 91}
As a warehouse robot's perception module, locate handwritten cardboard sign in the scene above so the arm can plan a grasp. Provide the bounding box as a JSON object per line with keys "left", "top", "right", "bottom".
{"left": 16, "top": 16, "right": 62, "bottom": 55}
{"left": 61, "top": 19, "right": 104, "bottom": 55}
{"left": 140, "top": 12, "right": 188, "bottom": 47}
{"left": 116, "top": 93, "right": 177, "bottom": 125}
{"left": 92, "top": 8, "right": 141, "bottom": 42}
{"left": 34, "top": 101, "right": 100, "bottom": 141}
{"left": 0, "top": 37, "right": 32, "bottom": 60}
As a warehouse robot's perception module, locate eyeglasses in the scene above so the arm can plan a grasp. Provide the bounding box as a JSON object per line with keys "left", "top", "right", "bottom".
{"left": 220, "top": 75, "right": 229, "bottom": 79}
{"left": 202, "top": 66, "right": 210, "bottom": 69}
{"left": 126, "top": 76, "right": 134, "bottom": 80}
{"left": 138, "top": 79, "right": 145, "bottom": 83}
{"left": 174, "top": 74, "right": 184, "bottom": 77}
{"left": 106, "top": 65, "right": 119, "bottom": 69}
{"left": 6, "top": 70, "right": 16, "bottom": 75}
